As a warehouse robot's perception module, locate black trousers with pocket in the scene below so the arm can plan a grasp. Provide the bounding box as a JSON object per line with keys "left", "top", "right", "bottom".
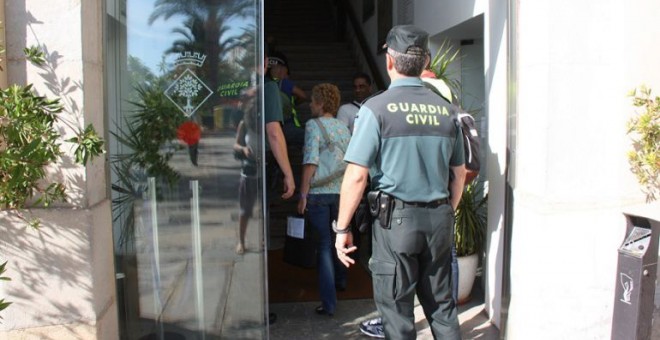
{"left": 369, "top": 201, "right": 460, "bottom": 340}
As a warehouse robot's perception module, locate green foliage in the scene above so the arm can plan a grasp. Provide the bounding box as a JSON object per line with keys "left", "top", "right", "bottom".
{"left": 0, "top": 84, "right": 66, "bottom": 209}
{"left": 111, "top": 161, "right": 148, "bottom": 248}
{"left": 23, "top": 46, "right": 46, "bottom": 66}
{"left": 0, "top": 261, "right": 11, "bottom": 321}
{"left": 0, "top": 261, "right": 10, "bottom": 281}
{"left": 111, "top": 83, "right": 185, "bottom": 248}
{"left": 627, "top": 86, "right": 660, "bottom": 202}
{"left": 0, "top": 35, "right": 106, "bottom": 320}
{"left": 67, "top": 124, "right": 105, "bottom": 165}
{"left": 113, "top": 85, "right": 185, "bottom": 185}
{"left": 428, "top": 39, "right": 462, "bottom": 103}
{"left": 454, "top": 181, "right": 487, "bottom": 257}
{"left": 430, "top": 40, "right": 487, "bottom": 257}
{"left": 0, "top": 46, "right": 105, "bottom": 224}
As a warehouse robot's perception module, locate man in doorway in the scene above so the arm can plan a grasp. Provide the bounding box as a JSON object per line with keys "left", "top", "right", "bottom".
{"left": 264, "top": 49, "right": 295, "bottom": 325}
{"left": 268, "top": 50, "right": 307, "bottom": 147}
{"left": 336, "top": 72, "right": 373, "bottom": 133}
{"left": 264, "top": 50, "right": 295, "bottom": 200}
{"left": 333, "top": 25, "right": 466, "bottom": 339}
{"left": 357, "top": 66, "right": 462, "bottom": 338}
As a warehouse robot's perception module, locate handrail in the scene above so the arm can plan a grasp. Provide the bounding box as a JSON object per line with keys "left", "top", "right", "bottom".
{"left": 334, "top": 0, "right": 386, "bottom": 90}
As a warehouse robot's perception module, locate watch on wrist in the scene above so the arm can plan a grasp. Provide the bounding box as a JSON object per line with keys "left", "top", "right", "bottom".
{"left": 332, "top": 220, "right": 350, "bottom": 234}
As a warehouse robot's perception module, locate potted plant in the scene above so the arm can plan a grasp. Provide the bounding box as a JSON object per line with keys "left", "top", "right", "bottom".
{"left": 111, "top": 81, "right": 187, "bottom": 249}
{"left": 454, "top": 180, "right": 487, "bottom": 303}
{"left": 428, "top": 40, "right": 488, "bottom": 303}
{"left": 428, "top": 39, "right": 461, "bottom": 103}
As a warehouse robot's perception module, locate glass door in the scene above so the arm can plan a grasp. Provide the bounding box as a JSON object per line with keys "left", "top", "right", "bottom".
{"left": 106, "top": 0, "right": 267, "bottom": 338}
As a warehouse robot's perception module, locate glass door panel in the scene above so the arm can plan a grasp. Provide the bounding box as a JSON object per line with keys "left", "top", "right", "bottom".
{"left": 106, "top": 1, "right": 266, "bottom": 338}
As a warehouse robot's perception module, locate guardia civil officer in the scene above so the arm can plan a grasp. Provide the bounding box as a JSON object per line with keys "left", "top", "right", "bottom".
{"left": 333, "top": 25, "right": 467, "bottom": 339}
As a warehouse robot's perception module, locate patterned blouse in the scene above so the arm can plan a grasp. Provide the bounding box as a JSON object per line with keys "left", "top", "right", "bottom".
{"left": 303, "top": 117, "right": 352, "bottom": 194}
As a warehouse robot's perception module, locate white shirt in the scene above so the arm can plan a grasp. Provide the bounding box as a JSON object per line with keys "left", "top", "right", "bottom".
{"left": 336, "top": 101, "right": 361, "bottom": 133}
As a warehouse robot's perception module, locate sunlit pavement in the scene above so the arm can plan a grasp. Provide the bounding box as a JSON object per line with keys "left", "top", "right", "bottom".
{"left": 269, "top": 283, "right": 498, "bottom": 340}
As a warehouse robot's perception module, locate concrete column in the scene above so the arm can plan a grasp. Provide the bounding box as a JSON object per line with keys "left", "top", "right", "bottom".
{"left": 0, "top": 1, "right": 117, "bottom": 338}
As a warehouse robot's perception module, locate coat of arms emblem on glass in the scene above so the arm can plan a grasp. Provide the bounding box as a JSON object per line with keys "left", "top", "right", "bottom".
{"left": 165, "top": 52, "right": 214, "bottom": 117}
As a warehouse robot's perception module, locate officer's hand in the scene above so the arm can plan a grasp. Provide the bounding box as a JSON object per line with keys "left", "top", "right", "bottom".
{"left": 335, "top": 232, "right": 357, "bottom": 267}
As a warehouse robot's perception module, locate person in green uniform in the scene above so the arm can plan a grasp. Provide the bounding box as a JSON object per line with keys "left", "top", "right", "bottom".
{"left": 264, "top": 52, "right": 295, "bottom": 200}
{"left": 264, "top": 50, "right": 295, "bottom": 326}
{"left": 333, "top": 25, "right": 467, "bottom": 339}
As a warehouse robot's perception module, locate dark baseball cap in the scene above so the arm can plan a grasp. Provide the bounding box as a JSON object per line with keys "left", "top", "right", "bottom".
{"left": 268, "top": 51, "right": 288, "bottom": 67}
{"left": 384, "top": 25, "right": 429, "bottom": 56}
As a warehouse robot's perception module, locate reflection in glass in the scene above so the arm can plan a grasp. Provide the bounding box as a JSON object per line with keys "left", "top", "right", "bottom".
{"left": 107, "top": 0, "right": 265, "bottom": 338}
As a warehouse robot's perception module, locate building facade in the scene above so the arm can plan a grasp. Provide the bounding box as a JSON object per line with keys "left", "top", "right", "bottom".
{"left": 1, "top": 0, "right": 658, "bottom": 339}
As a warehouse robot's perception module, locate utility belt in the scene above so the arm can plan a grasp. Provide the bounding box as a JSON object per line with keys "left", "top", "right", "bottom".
{"left": 367, "top": 191, "right": 450, "bottom": 229}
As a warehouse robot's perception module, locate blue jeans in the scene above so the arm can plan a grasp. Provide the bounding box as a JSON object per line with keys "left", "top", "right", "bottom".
{"left": 306, "top": 194, "right": 347, "bottom": 314}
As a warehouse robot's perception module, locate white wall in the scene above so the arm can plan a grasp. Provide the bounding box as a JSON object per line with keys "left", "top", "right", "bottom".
{"left": 506, "top": 1, "right": 660, "bottom": 339}
{"left": 415, "top": 0, "right": 486, "bottom": 36}
{"left": 415, "top": 1, "right": 660, "bottom": 337}
{"left": 482, "top": 0, "right": 508, "bottom": 329}
{"left": 0, "top": 205, "right": 117, "bottom": 339}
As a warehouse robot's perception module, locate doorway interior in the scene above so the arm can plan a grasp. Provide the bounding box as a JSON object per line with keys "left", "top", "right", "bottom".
{"left": 263, "top": 0, "right": 375, "bottom": 305}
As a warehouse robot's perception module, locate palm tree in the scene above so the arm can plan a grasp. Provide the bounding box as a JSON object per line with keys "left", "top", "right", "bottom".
{"left": 149, "top": 0, "right": 255, "bottom": 93}
{"left": 165, "top": 15, "right": 252, "bottom": 85}
{"left": 165, "top": 16, "right": 207, "bottom": 56}
{"left": 225, "top": 25, "right": 257, "bottom": 80}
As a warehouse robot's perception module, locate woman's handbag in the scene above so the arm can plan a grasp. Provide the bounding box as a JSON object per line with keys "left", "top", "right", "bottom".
{"left": 310, "top": 119, "right": 347, "bottom": 187}
{"left": 283, "top": 215, "right": 317, "bottom": 268}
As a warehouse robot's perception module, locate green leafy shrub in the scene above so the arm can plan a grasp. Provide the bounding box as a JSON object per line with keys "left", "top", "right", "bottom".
{"left": 112, "top": 85, "right": 185, "bottom": 186}
{"left": 627, "top": 86, "right": 660, "bottom": 202}
{"left": 0, "top": 260, "right": 10, "bottom": 321}
{"left": 0, "top": 46, "right": 105, "bottom": 226}
{"left": 111, "top": 84, "right": 186, "bottom": 248}
{"left": 0, "top": 84, "right": 66, "bottom": 211}
{"left": 428, "top": 39, "right": 461, "bottom": 103}
{"left": 454, "top": 181, "right": 487, "bottom": 257}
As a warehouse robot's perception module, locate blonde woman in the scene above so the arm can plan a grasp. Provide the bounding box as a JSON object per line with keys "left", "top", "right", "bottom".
{"left": 297, "top": 83, "right": 351, "bottom": 316}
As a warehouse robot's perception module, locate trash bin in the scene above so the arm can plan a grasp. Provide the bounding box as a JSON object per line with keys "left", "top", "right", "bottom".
{"left": 611, "top": 213, "right": 660, "bottom": 340}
